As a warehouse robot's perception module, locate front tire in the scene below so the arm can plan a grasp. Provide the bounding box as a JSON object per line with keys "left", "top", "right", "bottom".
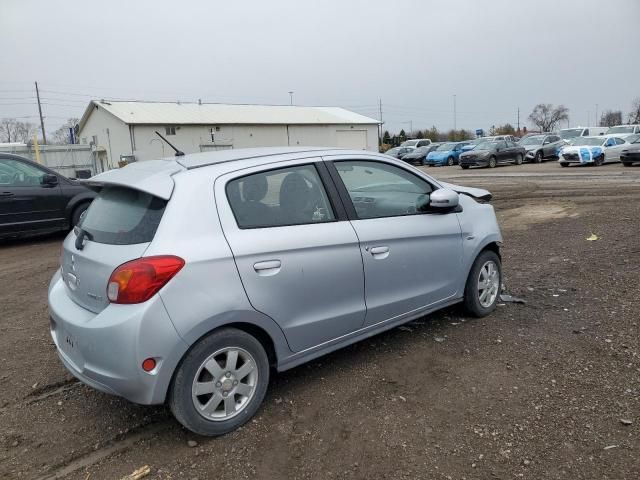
{"left": 464, "top": 250, "right": 502, "bottom": 317}
{"left": 514, "top": 154, "right": 523, "bottom": 165}
{"left": 595, "top": 154, "right": 604, "bottom": 166}
{"left": 447, "top": 156, "right": 454, "bottom": 166}
{"left": 169, "top": 328, "right": 270, "bottom": 436}
{"left": 461, "top": 165, "right": 470, "bottom": 170}
{"left": 534, "top": 151, "right": 543, "bottom": 163}
{"left": 622, "top": 162, "right": 632, "bottom": 167}
{"left": 560, "top": 162, "right": 569, "bottom": 168}
{"left": 488, "top": 156, "right": 497, "bottom": 168}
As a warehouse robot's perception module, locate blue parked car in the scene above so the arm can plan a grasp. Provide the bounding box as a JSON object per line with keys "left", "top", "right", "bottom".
{"left": 425, "top": 142, "right": 471, "bottom": 166}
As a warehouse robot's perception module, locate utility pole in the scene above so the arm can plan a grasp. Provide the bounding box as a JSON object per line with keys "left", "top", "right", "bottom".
{"left": 288, "top": 91, "right": 294, "bottom": 105}
{"left": 378, "top": 98, "right": 383, "bottom": 148}
{"left": 595, "top": 104, "right": 599, "bottom": 126}
{"left": 35, "top": 81, "right": 46, "bottom": 145}
{"left": 517, "top": 107, "right": 520, "bottom": 132}
{"left": 453, "top": 94, "right": 457, "bottom": 131}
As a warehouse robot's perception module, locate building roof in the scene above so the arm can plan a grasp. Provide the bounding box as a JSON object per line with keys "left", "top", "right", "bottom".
{"left": 78, "top": 100, "right": 379, "bottom": 131}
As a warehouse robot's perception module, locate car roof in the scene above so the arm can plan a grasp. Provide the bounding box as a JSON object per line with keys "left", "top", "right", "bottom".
{"left": 86, "top": 147, "right": 394, "bottom": 199}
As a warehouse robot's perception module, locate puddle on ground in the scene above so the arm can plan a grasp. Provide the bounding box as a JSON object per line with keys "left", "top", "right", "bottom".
{"left": 498, "top": 203, "right": 579, "bottom": 231}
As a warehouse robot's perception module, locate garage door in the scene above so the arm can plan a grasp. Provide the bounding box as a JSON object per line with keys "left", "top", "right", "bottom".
{"left": 336, "top": 130, "right": 367, "bottom": 150}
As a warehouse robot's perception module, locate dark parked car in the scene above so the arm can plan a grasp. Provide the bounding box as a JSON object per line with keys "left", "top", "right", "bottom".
{"left": 519, "top": 134, "right": 564, "bottom": 163}
{"left": 401, "top": 144, "right": 442, "bottom": 165}
{"left": 0, "top": 153, "right": 95, "bottom": 239}
{"left": 459, "top": 140, "right": 525, "bottom": 169}
{"left": 384, "top": 146, "right": 415, "bottom": 160}
{"left": 621, "top": 134, "right": 640, "bottom": 167}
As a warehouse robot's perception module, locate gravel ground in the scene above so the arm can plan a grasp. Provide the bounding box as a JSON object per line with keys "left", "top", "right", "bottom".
{"left": 0, "top": 162, "right": 639, "bottom": 480}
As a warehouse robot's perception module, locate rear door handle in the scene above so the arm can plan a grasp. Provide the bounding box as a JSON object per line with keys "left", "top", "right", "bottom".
{"left": 253, "top": 260, "right": 281, "bottom": 276}
{"left": 369, "top": 246, "right": 390, "bottom": 259}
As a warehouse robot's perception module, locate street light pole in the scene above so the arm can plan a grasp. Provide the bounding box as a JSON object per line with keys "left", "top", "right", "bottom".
{"left": 453, "top": 94, "right": 457, "bottom": 131}
{"left": 288, "top": 91, "right": 294, "bottom": 105}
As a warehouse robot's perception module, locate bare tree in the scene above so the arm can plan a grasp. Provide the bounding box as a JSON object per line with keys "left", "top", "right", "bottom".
{"left": 629, "top": 98, "right": 640, "bottom": 124}
{"left": 0, "top": 118, "right": 19, "bottom": 143}
{"left": 0, "top": 118, "right": 37, "bottom": 143}
{"left": 50, "top": 118, "right": 80, "bottom": 145}
{"left": 599, "top": 110, "right": 622, "bottom": 127}
{"left": 528, "top": 104, "right": 569, "bottom": 132}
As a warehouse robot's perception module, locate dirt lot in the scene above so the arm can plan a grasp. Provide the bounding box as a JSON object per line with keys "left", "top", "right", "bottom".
{"left": 1, "top": 162, "right": 639, "bottom": 479}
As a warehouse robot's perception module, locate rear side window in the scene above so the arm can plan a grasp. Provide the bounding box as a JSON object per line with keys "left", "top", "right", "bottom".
{"left": 79, "top": 186, "right": 166, "bottom": 245}
{"left": 226, "top": 164, "right": 336, "bottom": 229}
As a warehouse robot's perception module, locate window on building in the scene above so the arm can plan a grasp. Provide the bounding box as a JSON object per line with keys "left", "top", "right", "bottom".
{"left": 165, "top": 126, "right": 176, "bottom": 136}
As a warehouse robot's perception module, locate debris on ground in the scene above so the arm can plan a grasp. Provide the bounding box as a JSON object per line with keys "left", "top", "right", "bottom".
{"left": 433, "top": 336, "right": 445, "bottom": 343}
{"left": 499, "top": 294, "right": 527, "bottom": 304}
{"left": 620, "top": 419, "right": 633, "bottom": 426}
{"left": 586, "top": 233, "right": 599, "bottom": 241}
{"left": 187, "top": 440, "right": 198, "bottom": 448}
{"left": 120, "top": 465, "right": 151, "bottom": 480}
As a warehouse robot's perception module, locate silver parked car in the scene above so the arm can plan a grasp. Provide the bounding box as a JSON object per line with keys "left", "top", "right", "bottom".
{"left": 48, "top": 147, "right": 503, "bottom": 436}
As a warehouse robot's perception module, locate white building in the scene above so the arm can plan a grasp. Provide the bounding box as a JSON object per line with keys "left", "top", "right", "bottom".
{"left": 77, "top": 100, "right": 380, "bottom": 172}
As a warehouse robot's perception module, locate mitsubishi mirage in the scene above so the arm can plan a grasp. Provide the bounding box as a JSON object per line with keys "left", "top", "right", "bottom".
{"left": 48, "top": 147, "right": 503, "bottom": 436}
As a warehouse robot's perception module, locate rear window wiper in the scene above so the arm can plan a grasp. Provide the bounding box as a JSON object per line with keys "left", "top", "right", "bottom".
{"left": 75, "top": 228, "right": 93, "bottom": 250}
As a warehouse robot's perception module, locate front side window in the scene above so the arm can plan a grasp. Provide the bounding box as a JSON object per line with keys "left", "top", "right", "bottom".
{"left": 226, "top": 165, "right": 335, "bottom": 229}
{"left": 334, "top": 160, "right": 433, "bottom": 219}
{"left": 0, "top": 159, "right": 46, "bottom": 186}
{"left": 614, "top": 137, "right": 626, "bottom": 145}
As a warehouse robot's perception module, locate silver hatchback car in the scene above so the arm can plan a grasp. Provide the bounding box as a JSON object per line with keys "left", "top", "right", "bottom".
{"left": 48, "top": 147, "right": 503, "bottom": 436}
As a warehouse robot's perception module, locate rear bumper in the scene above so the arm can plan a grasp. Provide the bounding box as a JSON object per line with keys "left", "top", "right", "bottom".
{"left": 48, "top": 269, "right": 188, "bottom": 405}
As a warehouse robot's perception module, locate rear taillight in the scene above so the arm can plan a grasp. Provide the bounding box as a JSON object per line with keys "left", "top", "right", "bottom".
{"left": 107, "top": 256, "right": 185, "bottom": 304}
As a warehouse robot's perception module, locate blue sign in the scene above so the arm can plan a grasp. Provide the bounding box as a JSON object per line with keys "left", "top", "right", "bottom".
{"left": 475, "top": 129, "right": 484, "bottom": 137}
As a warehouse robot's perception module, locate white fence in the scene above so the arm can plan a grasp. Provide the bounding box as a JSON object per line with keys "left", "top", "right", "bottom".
{"left": 0, "top": 144, "right": 95, "bottom": 178}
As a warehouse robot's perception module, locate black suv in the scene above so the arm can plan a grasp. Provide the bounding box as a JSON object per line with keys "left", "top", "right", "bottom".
{"left": 0, "top": 153, "right": 95, "bottom": 239}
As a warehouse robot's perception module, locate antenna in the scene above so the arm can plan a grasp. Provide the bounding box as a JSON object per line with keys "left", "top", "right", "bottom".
{"left": 154, "top": 131, "right": 185, "bottom": 156}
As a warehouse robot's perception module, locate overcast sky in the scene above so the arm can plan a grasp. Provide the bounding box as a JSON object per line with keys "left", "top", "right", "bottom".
{"left": 2, "top": 0, "right": 639, "bottom": 134}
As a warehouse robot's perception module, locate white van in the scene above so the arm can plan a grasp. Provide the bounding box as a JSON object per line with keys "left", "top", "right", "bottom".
{"left": 559, "top": 127, "right": 608, "bottom": 141}
{"left": 605, "top": 125, "right": 640, "bottom": 136}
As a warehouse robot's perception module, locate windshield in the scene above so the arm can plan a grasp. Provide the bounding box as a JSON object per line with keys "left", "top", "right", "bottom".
{"left": 401, "top": 140, "right": 419, "bottom": 147}
{"left": 606, "top": 126, "right": 634, "bottom": 134}
{"left": 570, "top": 137, "right": 604, "bottom": 146}
{"left": 473, "top": 141, "right": 495, "bottom": 151}
{"left": 627, "top": 134, "right": 640, "bottom": 144}
{"left": 520, "top": 135, "right": 545, "bottom": 146}
{"left": 80, "top": 186, "right": 167, "bottom": 245}
{"left": 414, "top": 146, "right": 430, "bottom": 153}
{"left": 386, "top": 148, "right": 400, "bottom": 155}
{"left": 560, "top": 129, "right": 584, "bottom": 139}
{"left": 436, "top": 142, "right": 456, "bottom": 151}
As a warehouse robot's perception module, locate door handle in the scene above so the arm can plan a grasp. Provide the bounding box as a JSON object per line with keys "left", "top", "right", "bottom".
{"left": 253, "top": 260, "right": 281, "bottom": 276}
{"left": 369, "top": 246, "right": 390, "bottom": 259}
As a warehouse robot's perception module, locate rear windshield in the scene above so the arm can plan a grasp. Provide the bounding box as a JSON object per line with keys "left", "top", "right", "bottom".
{"left": 79, "top": 186, "right": 166, "bottom": 245}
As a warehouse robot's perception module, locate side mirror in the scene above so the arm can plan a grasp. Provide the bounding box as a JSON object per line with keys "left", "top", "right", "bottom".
{"left": 41, "top": 173, "right": 58, "bottom": 186}
{"left": 429, "top": 188, "right": 459, "bottom": 210}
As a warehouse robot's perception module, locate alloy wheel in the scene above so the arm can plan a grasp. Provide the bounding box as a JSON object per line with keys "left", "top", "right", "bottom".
{"left": 191, "top": 347, "right": 258, "bottom": 421}
{"left": 477, "top": 260, "right": 500, "bottom": 308}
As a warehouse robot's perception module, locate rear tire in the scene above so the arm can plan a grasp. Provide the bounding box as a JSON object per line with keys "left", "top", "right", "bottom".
{"left": 514, "top": 154, "right": 523, "bottom": 165}
{"left": 464, "top": 250, "right": 502, "bottom": 317}
{"left": 169, "top": 328, "right": 270, "bottom": 436}
{"left": 595, "top": 155, "right": 604, "bottom": 166}
{"left": 488, "top": 156, "right": 497, "bottom": 168}
{"left": 447, "top": 156, "right": 454, "bottom": 166}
